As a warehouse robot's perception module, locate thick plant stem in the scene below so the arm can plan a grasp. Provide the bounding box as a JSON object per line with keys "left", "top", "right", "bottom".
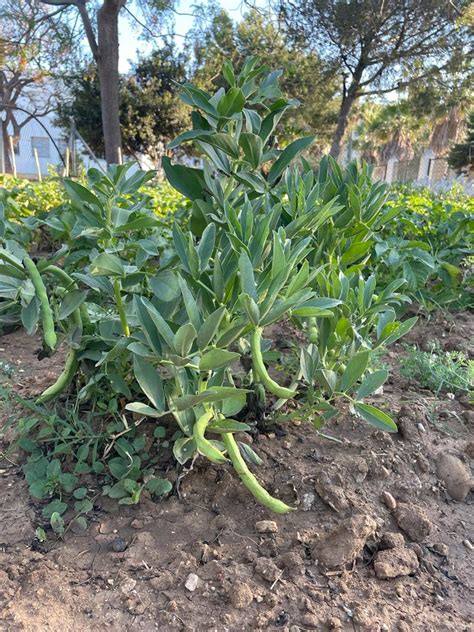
{"left": 36, "top": 349, "right": 78, "bottom": 404}
{"left": 23, "top": 257, "right": 57, "bottom": 351}
{"left": 223, "top": 433, "right": 294, "bottom": 514}
{"left": 251, "top": 327, "right": 296, "bottom": 400}
{"left": 113, "top": 279, "right": 130, "bottom": 336}
{"left": 193, "top": 409, "right": 228, "bottom": 464}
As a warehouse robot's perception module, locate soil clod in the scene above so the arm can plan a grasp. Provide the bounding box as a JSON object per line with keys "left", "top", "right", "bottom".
{"left": 311, "top": 514, "right": 377, "bottom": 569}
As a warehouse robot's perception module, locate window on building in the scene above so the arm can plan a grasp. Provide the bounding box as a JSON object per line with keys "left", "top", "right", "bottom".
{"left": 31, "top": 136, "right": 50, "bottom": 158}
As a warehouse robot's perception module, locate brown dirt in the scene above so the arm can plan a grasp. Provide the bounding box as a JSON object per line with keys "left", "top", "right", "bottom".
{"left": 0, "top": 315, "right": 473, "bottom": 632}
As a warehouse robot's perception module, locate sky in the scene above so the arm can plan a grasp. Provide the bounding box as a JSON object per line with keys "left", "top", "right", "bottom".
{"left": 118, "top": 0, "right": 252, "bottom": 72}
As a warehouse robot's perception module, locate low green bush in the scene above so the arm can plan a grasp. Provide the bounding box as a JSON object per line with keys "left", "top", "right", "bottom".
{"left": 374, "top": 184, "right": 473, "bottom": 310}
{"left": 400, "top": 342, "right": 473, "bottom": 395}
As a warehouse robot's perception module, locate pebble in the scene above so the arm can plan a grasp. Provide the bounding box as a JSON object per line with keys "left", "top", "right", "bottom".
{"left": 436, "top": 452, "right": 472, "bottom": 501}
{"left": 382, "top": 491, "right": 397, "bottom": 511}
{"left": 302, "top": 492, "right": 316, "bottom": 511}
{"left": 463, "top": 539, "right": 473, "bottom": 551}
{"left": 417, "top": 423, "right": 426, "bottom": 433}
{"left": 255, "top": 520, "right": 278, "bottom": 534}
{"left": 432, "top": 543, "right": 448, "bottom": 556}
{"left": 111, "top": 537, "right": 128, "bottom": 552}
{"left": 184, "top": 573, "right": 200, "bottom": 592}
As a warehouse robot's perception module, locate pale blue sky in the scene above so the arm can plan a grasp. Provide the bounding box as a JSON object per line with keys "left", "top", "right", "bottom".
{"left": 118, "top": 0, "right": 252, "bottom": 72}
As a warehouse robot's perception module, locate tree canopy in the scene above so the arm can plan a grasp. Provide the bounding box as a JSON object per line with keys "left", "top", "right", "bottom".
{"left": 278, "top": 0, "right": 470, "bottom": 158}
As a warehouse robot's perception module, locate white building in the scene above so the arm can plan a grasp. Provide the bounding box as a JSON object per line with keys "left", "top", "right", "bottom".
{"left": 0, "top": 87, "right": 103, "bottom": 178}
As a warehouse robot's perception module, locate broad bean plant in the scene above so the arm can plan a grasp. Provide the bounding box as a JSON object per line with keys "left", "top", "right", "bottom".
{"left": 0, "top": 59, "right": 417, "bottom": 512}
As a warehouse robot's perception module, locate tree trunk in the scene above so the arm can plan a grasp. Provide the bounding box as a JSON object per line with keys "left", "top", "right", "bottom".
{"left": 1, "top": 120, "right": 12, "bottom": 174}
{"left": 329, "top": 90, "right": 358, "bottom": 160}
{"left": 97, "top": 0, "right": 123, "bottom": 165}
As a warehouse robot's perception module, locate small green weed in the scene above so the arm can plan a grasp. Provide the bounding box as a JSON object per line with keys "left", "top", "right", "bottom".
{"left": 400, "top": 342, "right": 473, "bottom": 395}
{"left": 3, "top": 389, "right": 173, "bottom": 540}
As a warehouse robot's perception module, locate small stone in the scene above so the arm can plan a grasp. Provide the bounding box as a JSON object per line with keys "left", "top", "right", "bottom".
{"left": 432, "top": 543, "right": 448, "bottom": 556}
{"left": 282, "top": 441, "right": 292, "bottom": 449}
{"left": 380, "top": 532, "right": 405, "bottom": 550}
{"left": 228, "top": 581, "right": 253, "bottom": 609}
{"left": 382, "top": 491, "right": 397, "bottom": 511}
{"left": 255, "top": 520, "right": 278, "bottom": 534}
{"left": 184, "top": 573, "right": 200, "bottom": 592}
{"left": 374, "top": 547, "right": 419, "bottom": 579}
{"left": 120, "top": 578, "right": 137, "bottom": 594}
{"left": 111, "top": 537, "right": 128, "bottom": 552}
{"left": 446, "top": 392, "right": 455, "bottom": 400}
{"left": 130, "top": 519, "right": 144, "bottom": 530}
{"left": 302, "top": 492, "right": 316, "bottom": 511}
{"left": 417, "top": 423, "right": 426, "bottom": 433}
{"left": 328, "top": 616, "right": 342, "bottom": 629}
{"left": 463, "top": 539, "right": 473, "bottom": 551}
{"left": 394, "top": 503, "right": 432, "bottom": 542}
{"left": 254, "top": 557, "right": 281, "bottom": 582}
{"left": 436, "top": 453, "right": 472, "bottom": 501}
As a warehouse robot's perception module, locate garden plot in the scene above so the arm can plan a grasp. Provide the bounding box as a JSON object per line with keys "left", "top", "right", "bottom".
{"left": 0, "top": 314, "right": 472, "bottom": 632}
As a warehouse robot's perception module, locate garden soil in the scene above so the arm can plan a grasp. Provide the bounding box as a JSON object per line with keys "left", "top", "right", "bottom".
{"left": 0, "top": 313, "right": 472, "bottom": 632}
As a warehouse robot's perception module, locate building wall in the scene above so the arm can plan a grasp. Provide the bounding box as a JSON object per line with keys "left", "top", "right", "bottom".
{"left": 0, "top": 104, "right": 103, "bottom": 178}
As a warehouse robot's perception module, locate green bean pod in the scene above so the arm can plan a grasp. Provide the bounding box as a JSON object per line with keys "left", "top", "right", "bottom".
{"left": 251, "top": 327, "right": 296, "bottom": 400}
{"left": 43, "top": 265, "right": 91, "bottom": 328}
{"left": 223, "top": 432, "right": 295, "bottom": 514}
{"left": 0, "top": 250, "right": 24, "bottom": 272}
{"left": 23, "top": 256, "right": 57, "bottom": 351}
{"left": 36, "top": 348, "right": 78, "bottom": 404}
{"left": 193, "top": 410, "right": 228, "bottom": 464}
{"left": 307, "top": 317, "right": 318, "bottom": 344}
